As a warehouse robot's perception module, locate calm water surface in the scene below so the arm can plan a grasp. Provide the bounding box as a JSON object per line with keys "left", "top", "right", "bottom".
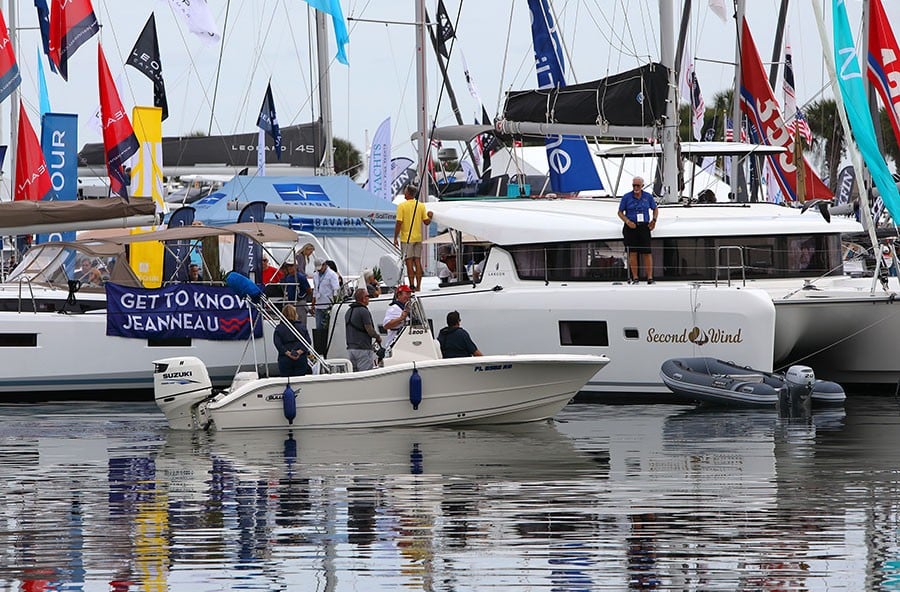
{"left": 1, "top": 396, "right": 899, "bottom": 591}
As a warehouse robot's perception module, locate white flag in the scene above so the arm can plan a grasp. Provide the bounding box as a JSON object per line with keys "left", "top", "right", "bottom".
{"left": 709, "top": 0, "right": 728, "bottom": 23}
{"left": 367, "top": 117, "right": 392, "bottom": 201}
{"left": 165, "top": 0, "right": 221, "bottom": 46}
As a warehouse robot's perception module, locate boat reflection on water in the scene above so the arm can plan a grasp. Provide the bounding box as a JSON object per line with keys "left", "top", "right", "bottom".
{"left": 4, "top": 399, "right": 900, "bottom": 590}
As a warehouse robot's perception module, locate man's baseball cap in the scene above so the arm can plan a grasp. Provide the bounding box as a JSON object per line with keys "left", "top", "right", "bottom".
{"left": 396, "top": 284, "right": 412, "bottom": 293}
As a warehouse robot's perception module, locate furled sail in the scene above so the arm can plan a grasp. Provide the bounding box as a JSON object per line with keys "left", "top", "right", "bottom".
{"left": 499, "top": 63, "right": 670, "bottom": 138}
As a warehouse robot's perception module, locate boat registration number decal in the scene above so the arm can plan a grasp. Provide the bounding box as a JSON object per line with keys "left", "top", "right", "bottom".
{"left": 474, "top": 364, "right": 512, "bottom": 372}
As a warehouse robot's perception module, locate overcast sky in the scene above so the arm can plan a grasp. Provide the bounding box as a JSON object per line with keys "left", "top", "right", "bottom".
{"left": 4, "top": 0, "right": 898, "bottom": 184}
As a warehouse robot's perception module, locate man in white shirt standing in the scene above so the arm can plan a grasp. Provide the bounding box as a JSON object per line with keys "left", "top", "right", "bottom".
{"left": 311, "top": 257, "right": 341, "bottom": 330}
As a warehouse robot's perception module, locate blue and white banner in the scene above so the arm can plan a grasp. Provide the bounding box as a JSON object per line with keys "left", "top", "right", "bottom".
{"left": 234, "top": 201, "right": 266, "bottom": 284}
{"left": 526, "top": 0, "right": 602, "bottom": 193}
{"left": 37, "top": 112, "right": 77, "bottom": 244}
{"left": 106, "top": 283, "right": 262, "bottom": 340}
{"left": 367, "top": 117, "right": 391, "bottom": 201}
{"left": 833, "top": 0, "right": 900, "bottom": 222}
{"left": 163, "top": 206, "right": 196, "bottom": 283}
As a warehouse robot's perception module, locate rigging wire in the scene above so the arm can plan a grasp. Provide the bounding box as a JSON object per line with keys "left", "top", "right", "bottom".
{"left": 207, "top": 0, "right": 232, "bottom": 136}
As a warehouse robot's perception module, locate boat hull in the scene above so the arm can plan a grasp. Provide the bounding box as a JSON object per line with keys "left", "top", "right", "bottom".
{"left": 355, "top": 275, "right": 776, "bottom": 396}
{"left": 201, "top": 354, "right": 608, "bottom": 430}
{"left": 771, "top": 277, "right": 900, "bottom": 386}
{"left": 0, "top": 310, "right": 275, "bottom": 394}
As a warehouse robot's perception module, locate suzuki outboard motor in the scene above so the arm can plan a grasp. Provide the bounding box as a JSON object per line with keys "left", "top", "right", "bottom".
{"left": 779, "top": 365, "right": 815, "bottom": 418}
{"left": 153, "top": 356, "right": 214, "bottom": 430}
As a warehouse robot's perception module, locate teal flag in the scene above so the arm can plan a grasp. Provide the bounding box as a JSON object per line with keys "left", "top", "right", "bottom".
{"left": 832, "top": 0, "right": 900, "bottom": 222}
{"left": 37, "top": 47, "right": 51, "bottom": 117}
{"left": 302, "top": 0, "right": 349, "bottom": 65}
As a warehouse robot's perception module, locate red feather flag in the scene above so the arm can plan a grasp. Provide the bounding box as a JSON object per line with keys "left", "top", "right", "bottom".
{"left": 0, "top": 7, "right": 21, "bottom": 103}
{"left": 15, "top": 102, "right": 54, "bottom": 201}
{"left": 739, "top": 18, "right": 832, "bottom": 201}
{"left": 98, "top": 44, "right": 138, "bottom": 199}
{"left": 49, "top": 0, "right": 99, "bottom": 80}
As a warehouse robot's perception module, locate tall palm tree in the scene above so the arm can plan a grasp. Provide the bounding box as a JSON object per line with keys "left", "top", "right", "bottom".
{"left": 333, "top": 137, "right": 363, "bottom": 179}
{"left": 805, "top": 99, "right": 845, "bottom": 191}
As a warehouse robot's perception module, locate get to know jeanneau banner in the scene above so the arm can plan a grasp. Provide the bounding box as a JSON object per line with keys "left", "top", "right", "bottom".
{"left": 105, "top": 283, "right": 262, "bottom": 340}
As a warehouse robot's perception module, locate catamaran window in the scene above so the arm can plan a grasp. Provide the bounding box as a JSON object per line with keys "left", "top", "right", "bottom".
{"left": 506, "top": 233, "right": 842, "bottom": 282}
{"left": 559, "top": 321, "right": 609, "bottom": 347}
{"left": 0, "top": 334, "right": 37, "bottom": 347}
{"left": 509, "top": 242, "right": 628, "bottom": 281}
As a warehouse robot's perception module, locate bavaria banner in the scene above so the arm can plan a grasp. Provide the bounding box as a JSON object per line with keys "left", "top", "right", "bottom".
{"left": 36, "top": 112, "right": 77, "bottom": 244}
{"left": 106, "top": 282, "right": 262, "bottom": 340}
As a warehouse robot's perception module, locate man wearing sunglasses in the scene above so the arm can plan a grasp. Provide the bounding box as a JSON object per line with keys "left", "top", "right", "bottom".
{"left": 617, "top": 176, "right": 659, "bottom": 284}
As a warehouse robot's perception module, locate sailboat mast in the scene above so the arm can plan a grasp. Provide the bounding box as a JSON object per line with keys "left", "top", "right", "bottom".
{"left": 415, "top": 0, "right": 429, "bottom": 200}
{"left": 731, "top": 0, "right": 746, "bottom": 202}
{"left": 861, "top": 0, "right": 885, "bottom": 150}
{"left": 768, "top": 0, "right": 789, "bottom": 86}
{"left": 316, "top": 11, "right": 335, "bottom": 174}
{"left": 659, "top": 0, "right": 678, "bottom": 203}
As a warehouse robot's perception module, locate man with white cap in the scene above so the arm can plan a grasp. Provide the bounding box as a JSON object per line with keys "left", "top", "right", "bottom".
{"left": 311, "top": 257, "right": 340, "bottom": 330}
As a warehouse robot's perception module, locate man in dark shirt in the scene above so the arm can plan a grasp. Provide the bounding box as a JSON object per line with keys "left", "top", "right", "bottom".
{"left": 436, "top": 310, "right": 483, "bottom": 358}
{"left": 345, "top": 288, "right": 382, "bottom": 371}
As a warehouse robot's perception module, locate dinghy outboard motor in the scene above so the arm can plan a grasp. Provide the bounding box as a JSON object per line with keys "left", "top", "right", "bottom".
{"left": 153, "top": 356, "right": 214, "bottom": 430}
{"left": 778, "top": 365, "right": 815, "bottom": 417}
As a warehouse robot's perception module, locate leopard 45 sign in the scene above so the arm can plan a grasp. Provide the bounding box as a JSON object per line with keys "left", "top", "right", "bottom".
{"left": 106, "top": 283, "right": 262, "bottom": 340}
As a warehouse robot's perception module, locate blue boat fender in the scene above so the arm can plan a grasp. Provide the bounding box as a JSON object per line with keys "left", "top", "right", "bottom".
{"left": 283, "top": 383, "right": 297, "bottom": 424}
{"left": 409, "top": 366, "right": 422, "bottom": 410}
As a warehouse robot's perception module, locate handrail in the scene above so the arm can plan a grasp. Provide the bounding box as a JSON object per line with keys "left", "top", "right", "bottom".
{"left": 715, "top": 246, "right": 746, "bottom": 287}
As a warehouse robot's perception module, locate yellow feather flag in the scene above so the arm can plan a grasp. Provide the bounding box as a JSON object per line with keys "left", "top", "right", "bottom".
{"left": 130, "top": 106, "right": 167, "bottom": 211}
{"left": 129, "top": 105, "right": 166, "bottom": 287}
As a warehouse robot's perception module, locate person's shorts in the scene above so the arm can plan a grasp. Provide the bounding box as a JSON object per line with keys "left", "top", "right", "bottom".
{"left": 400, "top": 242, "right": 423, "bottom": 260}
{"left": 623, "top": 223, "right": 652, "bottom": 254}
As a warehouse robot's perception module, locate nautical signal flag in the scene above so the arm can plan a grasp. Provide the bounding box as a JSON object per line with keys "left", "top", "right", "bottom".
{"left": 98, "top": 44, "right": 139, "bottom": 199}
{"left": 0, "top": 7, "right": 21, "bottom": 104}
{"left": 126, "top": 14, "right": 169, "bottom": 121}
{"left": 49, "top": 0, "right": 99, "bottom": 81}
{"left": 15, "top": 102, "right": 54, "bottom": 201}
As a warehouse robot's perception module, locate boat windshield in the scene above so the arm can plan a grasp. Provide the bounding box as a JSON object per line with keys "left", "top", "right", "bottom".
{"left": 5, "top": 242, "right": 134, "bottom": 290}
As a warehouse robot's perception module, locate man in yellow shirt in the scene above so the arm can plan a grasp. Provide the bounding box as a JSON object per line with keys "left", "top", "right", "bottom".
{"left": 393, "top": 184, "right": 433, "bottom": 291}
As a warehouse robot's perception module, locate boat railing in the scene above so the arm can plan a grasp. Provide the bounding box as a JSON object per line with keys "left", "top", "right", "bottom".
{"left": 715, "top": 246, "right": 746, "bottom": 287}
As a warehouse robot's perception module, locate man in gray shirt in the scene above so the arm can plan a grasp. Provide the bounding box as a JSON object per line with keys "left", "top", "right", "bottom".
{"left": 344, "top": 288, "right": 382, "bottom": 371}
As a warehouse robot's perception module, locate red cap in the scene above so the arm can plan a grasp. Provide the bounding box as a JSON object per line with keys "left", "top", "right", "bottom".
{"left": 396, "top": 284, "right": 412, "bottom": 293}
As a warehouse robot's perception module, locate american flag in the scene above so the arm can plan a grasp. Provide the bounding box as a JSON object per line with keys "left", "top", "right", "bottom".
{"left": 724, "top": 116, "right": 748, "bottom": 142}
{"left": 680, "top": 47, "right": 705, "bottom": 141}
{"left": 783, "top": 33, "right": 814, "bottom": 145}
